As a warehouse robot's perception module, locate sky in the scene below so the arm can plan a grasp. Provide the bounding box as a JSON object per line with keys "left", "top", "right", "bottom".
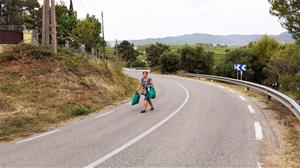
{"left": 42, "top": 0, "right": 286, "bottom": 41}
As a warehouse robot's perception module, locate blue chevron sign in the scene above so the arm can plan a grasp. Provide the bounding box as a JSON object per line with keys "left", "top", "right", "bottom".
{"left": 234, "top": 64, "right": 247, "bottom": 71}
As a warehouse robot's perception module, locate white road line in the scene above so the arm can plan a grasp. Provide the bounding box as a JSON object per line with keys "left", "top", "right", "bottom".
{"left": 84, "top": 83, "right": 190, "bottom": 168}
{"left": 248, "top": 104, "right": 255, "bottom": 114}
{"left": 229, "top": 89, "right": 236, "bottom": 94}
{"left": 217, "top": 85, "right": 226, "bottom": 89}
{"left": 257, "top": 162, "right": 262, "bottom": 168}
{"left": 94, "top": 110, "right": 114, "bottom": 119}
{"left": 239, "top": 95, "right": 246, "bottom": 101}
{"left": 254, "top": 122, "right": 263, "bottom": 141}
{"left": 16, "top": 129, "right": 60, "bottom": 144}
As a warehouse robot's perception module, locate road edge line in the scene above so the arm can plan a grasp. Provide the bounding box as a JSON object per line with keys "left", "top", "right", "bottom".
{"left": 16, "top": 129, "right": 60, "bottom": 144}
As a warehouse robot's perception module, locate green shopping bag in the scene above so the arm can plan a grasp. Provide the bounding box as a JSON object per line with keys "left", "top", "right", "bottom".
{"left": 131, "top": 91, "right": 140, "bottom": 105}
{"left": 149, "top": 88, "right": 156, "bottom": 99}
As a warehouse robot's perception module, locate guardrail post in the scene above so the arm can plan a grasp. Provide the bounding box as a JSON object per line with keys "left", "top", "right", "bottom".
{"left": 245, "top": 87, "right": 250, "bottom": 91}
{"left": 267, "top": 95, "right": 272, "bottom": 101}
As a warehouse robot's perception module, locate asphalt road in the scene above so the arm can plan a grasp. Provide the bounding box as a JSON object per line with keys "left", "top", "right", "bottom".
{"left": 0, "top": 69, "right": 263, "bottom": 167}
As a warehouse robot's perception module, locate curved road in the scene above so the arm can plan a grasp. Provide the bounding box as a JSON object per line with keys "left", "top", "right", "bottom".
{"left": 0, "top": 69, "right": 263, "bottom": 167}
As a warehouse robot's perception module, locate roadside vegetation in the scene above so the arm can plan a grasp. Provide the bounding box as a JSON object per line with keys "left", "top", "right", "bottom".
{"left": 117, "top": 37, "right": 299, "bottom": 99}
{"left": 0, "top": 44, "right": 137, "bottom": 141}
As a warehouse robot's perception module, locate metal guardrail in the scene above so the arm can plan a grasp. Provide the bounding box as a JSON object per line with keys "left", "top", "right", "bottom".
{"left": 134, "top": 67, "right": 151, "bottom": 70}
{"left": 186, "top": 73, "right": 300, "bottom": 121}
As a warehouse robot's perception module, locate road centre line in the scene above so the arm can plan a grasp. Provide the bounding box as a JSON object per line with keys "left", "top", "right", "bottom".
{"left": 84, "top": 83, "right": 190, "bottom": 168}
{"left": 248, "top": 104, "right": 255, "bottom": 114}
{"left": 254, "top": 122, "right": 263, "bottom": 141}
{"left": 239, "top": 95, "right": 246, "bottom": 101}
{"left": 229, "top": 89, "right": 236, "bottom": 93}
{"left": 16, "top": 129, "right": 60, "bottom": 144}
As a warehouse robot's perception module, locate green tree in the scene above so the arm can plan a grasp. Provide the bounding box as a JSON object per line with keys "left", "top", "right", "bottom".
{"left": 265, "top": 44, "right": 300, "bottom": 98}
{"left": 56, "top": 2, "right": 77, "bottom": 45}
{"left": 216, "top": 36, "right": 280, "bottom": 83}
{"left": 216, "top": 49, "right": 255, "bottom": 81}
{"left": 0, "top": 0, "right": 40, "bottom": 26}
{"left": 132, "top": 55, "right": 148, "bottom": 67}
{"left": 269, "top": 0, "right": 300, "bottom": 41}
{"left": 116, "top": 40, "right": 139, "bottom": 66}
{"left": 249, "top": 36, "right": 280, "bottom": 82}
{"left": 71, "top": 14, "right": 102, "bottom": 52}
{"left": 160, "top": 51, "right": 181, "bottom": 73}
{"left": 145, "top": 43, "right": 170, "bottom": 67}
{"left": 180, "top": 45, "right": 194, "bottom": 70}
{"left": 23, "top": 0, "right": 41, "bottom": 30}
{"left": 180, "top": 46, "right": 215, "bottom": 74}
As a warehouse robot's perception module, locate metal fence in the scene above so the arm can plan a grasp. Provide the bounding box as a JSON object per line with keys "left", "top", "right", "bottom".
{"left": 185, "top": 73, "right": 300, "bottom": 121}
{"left": 0, "top": 25, "right": 25, "bottom": 32}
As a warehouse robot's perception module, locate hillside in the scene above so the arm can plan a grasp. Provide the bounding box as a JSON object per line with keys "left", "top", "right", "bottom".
{"left": 130, "top": 32, "right": 294, "bottom": 46}
{"left": 0, "top": 44, "right": 138, "bottom": 141}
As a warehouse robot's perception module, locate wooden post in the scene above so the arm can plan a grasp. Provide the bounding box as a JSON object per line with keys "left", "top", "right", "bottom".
{"left": 42, "top": 0, "right": 50, "bottom": 45}
{"left": 51, "top": 0, "right": 57, "bottom": 54}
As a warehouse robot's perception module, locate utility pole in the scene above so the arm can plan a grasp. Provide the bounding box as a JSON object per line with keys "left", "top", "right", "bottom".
{"left": 51, "top": 0, "right": 57, "bottom": 54}
{"left": 42, "top": 0, "right": 50, "bottom": 45}
{"left": 101, "top": 11, "right": 106, "bottom": 59}
{"left": 115, "top": 39, "right": 118, "bottom": 57}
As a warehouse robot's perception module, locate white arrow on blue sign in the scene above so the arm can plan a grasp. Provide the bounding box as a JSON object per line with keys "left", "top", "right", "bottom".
{"left": 234, "top": 64, "right": 247, "bottom": 71}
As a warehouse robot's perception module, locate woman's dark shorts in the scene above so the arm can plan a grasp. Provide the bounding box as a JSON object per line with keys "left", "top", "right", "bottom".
{"left": 144, "top": 92, "right": 151, "bottom": 101}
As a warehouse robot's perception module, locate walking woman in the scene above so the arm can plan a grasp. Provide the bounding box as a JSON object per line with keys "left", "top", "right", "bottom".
{"left": 138, "top": 71, "right": 154, "bottom": 113}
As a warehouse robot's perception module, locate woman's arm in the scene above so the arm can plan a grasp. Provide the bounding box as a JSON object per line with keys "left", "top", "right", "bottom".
{"left": 149, "top": 80, "right": 154, "bottom": 87}
{"left": 137, "top": 82, "right": 142, "bottom": 92}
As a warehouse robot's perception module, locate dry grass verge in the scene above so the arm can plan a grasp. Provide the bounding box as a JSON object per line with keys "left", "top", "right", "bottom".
{"left": 0, "top": 44, "right": 138, "bottom": 142}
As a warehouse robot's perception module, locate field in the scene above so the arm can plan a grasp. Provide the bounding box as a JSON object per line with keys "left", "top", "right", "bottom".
{"left": 136, "top": 44, "right": 232, "bottom": 62}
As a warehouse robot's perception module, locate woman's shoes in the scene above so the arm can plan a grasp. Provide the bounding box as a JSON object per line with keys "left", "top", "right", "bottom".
{"left": 141, "top": 108, "right": 154, "bottom": 113}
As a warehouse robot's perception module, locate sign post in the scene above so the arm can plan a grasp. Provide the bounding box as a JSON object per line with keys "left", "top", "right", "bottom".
{"left": 241, "top": 71, "right": 243, "bottom": 80}
{"left": 234, "top": 64, "right": 247, "bottom": 80}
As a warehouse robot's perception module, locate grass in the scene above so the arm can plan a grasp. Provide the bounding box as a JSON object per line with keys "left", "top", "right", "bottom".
{"left": 0, "top": 44, "right": 138, "bottom": 142}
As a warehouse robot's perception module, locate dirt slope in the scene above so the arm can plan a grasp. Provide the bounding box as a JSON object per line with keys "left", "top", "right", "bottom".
{"left": 0, "top": 44, "right": 137, "bottom": 141}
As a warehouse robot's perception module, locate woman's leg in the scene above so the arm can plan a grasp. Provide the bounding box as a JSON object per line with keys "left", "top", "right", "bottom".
{"left": 143, "top": 100, "right": 148, "bottom": 111}
{"left": 148, "top": 99, "right": 154, "bottom": 109}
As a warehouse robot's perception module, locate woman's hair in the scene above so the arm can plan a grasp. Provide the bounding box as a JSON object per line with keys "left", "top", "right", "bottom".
{"left": 142, "top": 71, "right": 149, "bottom": 75}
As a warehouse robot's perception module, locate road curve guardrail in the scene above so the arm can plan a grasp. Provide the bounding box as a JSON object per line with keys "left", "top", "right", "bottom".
{"left": 185, "top": 73, "right": 300, "bottom": 121}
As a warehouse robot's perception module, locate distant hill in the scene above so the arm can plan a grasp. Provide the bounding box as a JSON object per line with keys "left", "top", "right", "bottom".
{"left": 129, "top": 32, "right": 294, "bottom": 46}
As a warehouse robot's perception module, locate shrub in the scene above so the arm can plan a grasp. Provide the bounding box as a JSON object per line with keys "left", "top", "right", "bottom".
{"left": 79, "top": 79, "right": 90, "bottom": 88}
{"left": 22, "top": 44, "right": 54, "bottom": 60}
{"left": 71, "top": 107, "right": 91, "bottom": 116}
{"left": 160, "top": 51, "right": 180, "bottom": 73}
{"left": 0, "top": 44, "right": 54, "bottom": 63}
{"left": 0, "top": 55, "right": 17, "bottom": 63}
